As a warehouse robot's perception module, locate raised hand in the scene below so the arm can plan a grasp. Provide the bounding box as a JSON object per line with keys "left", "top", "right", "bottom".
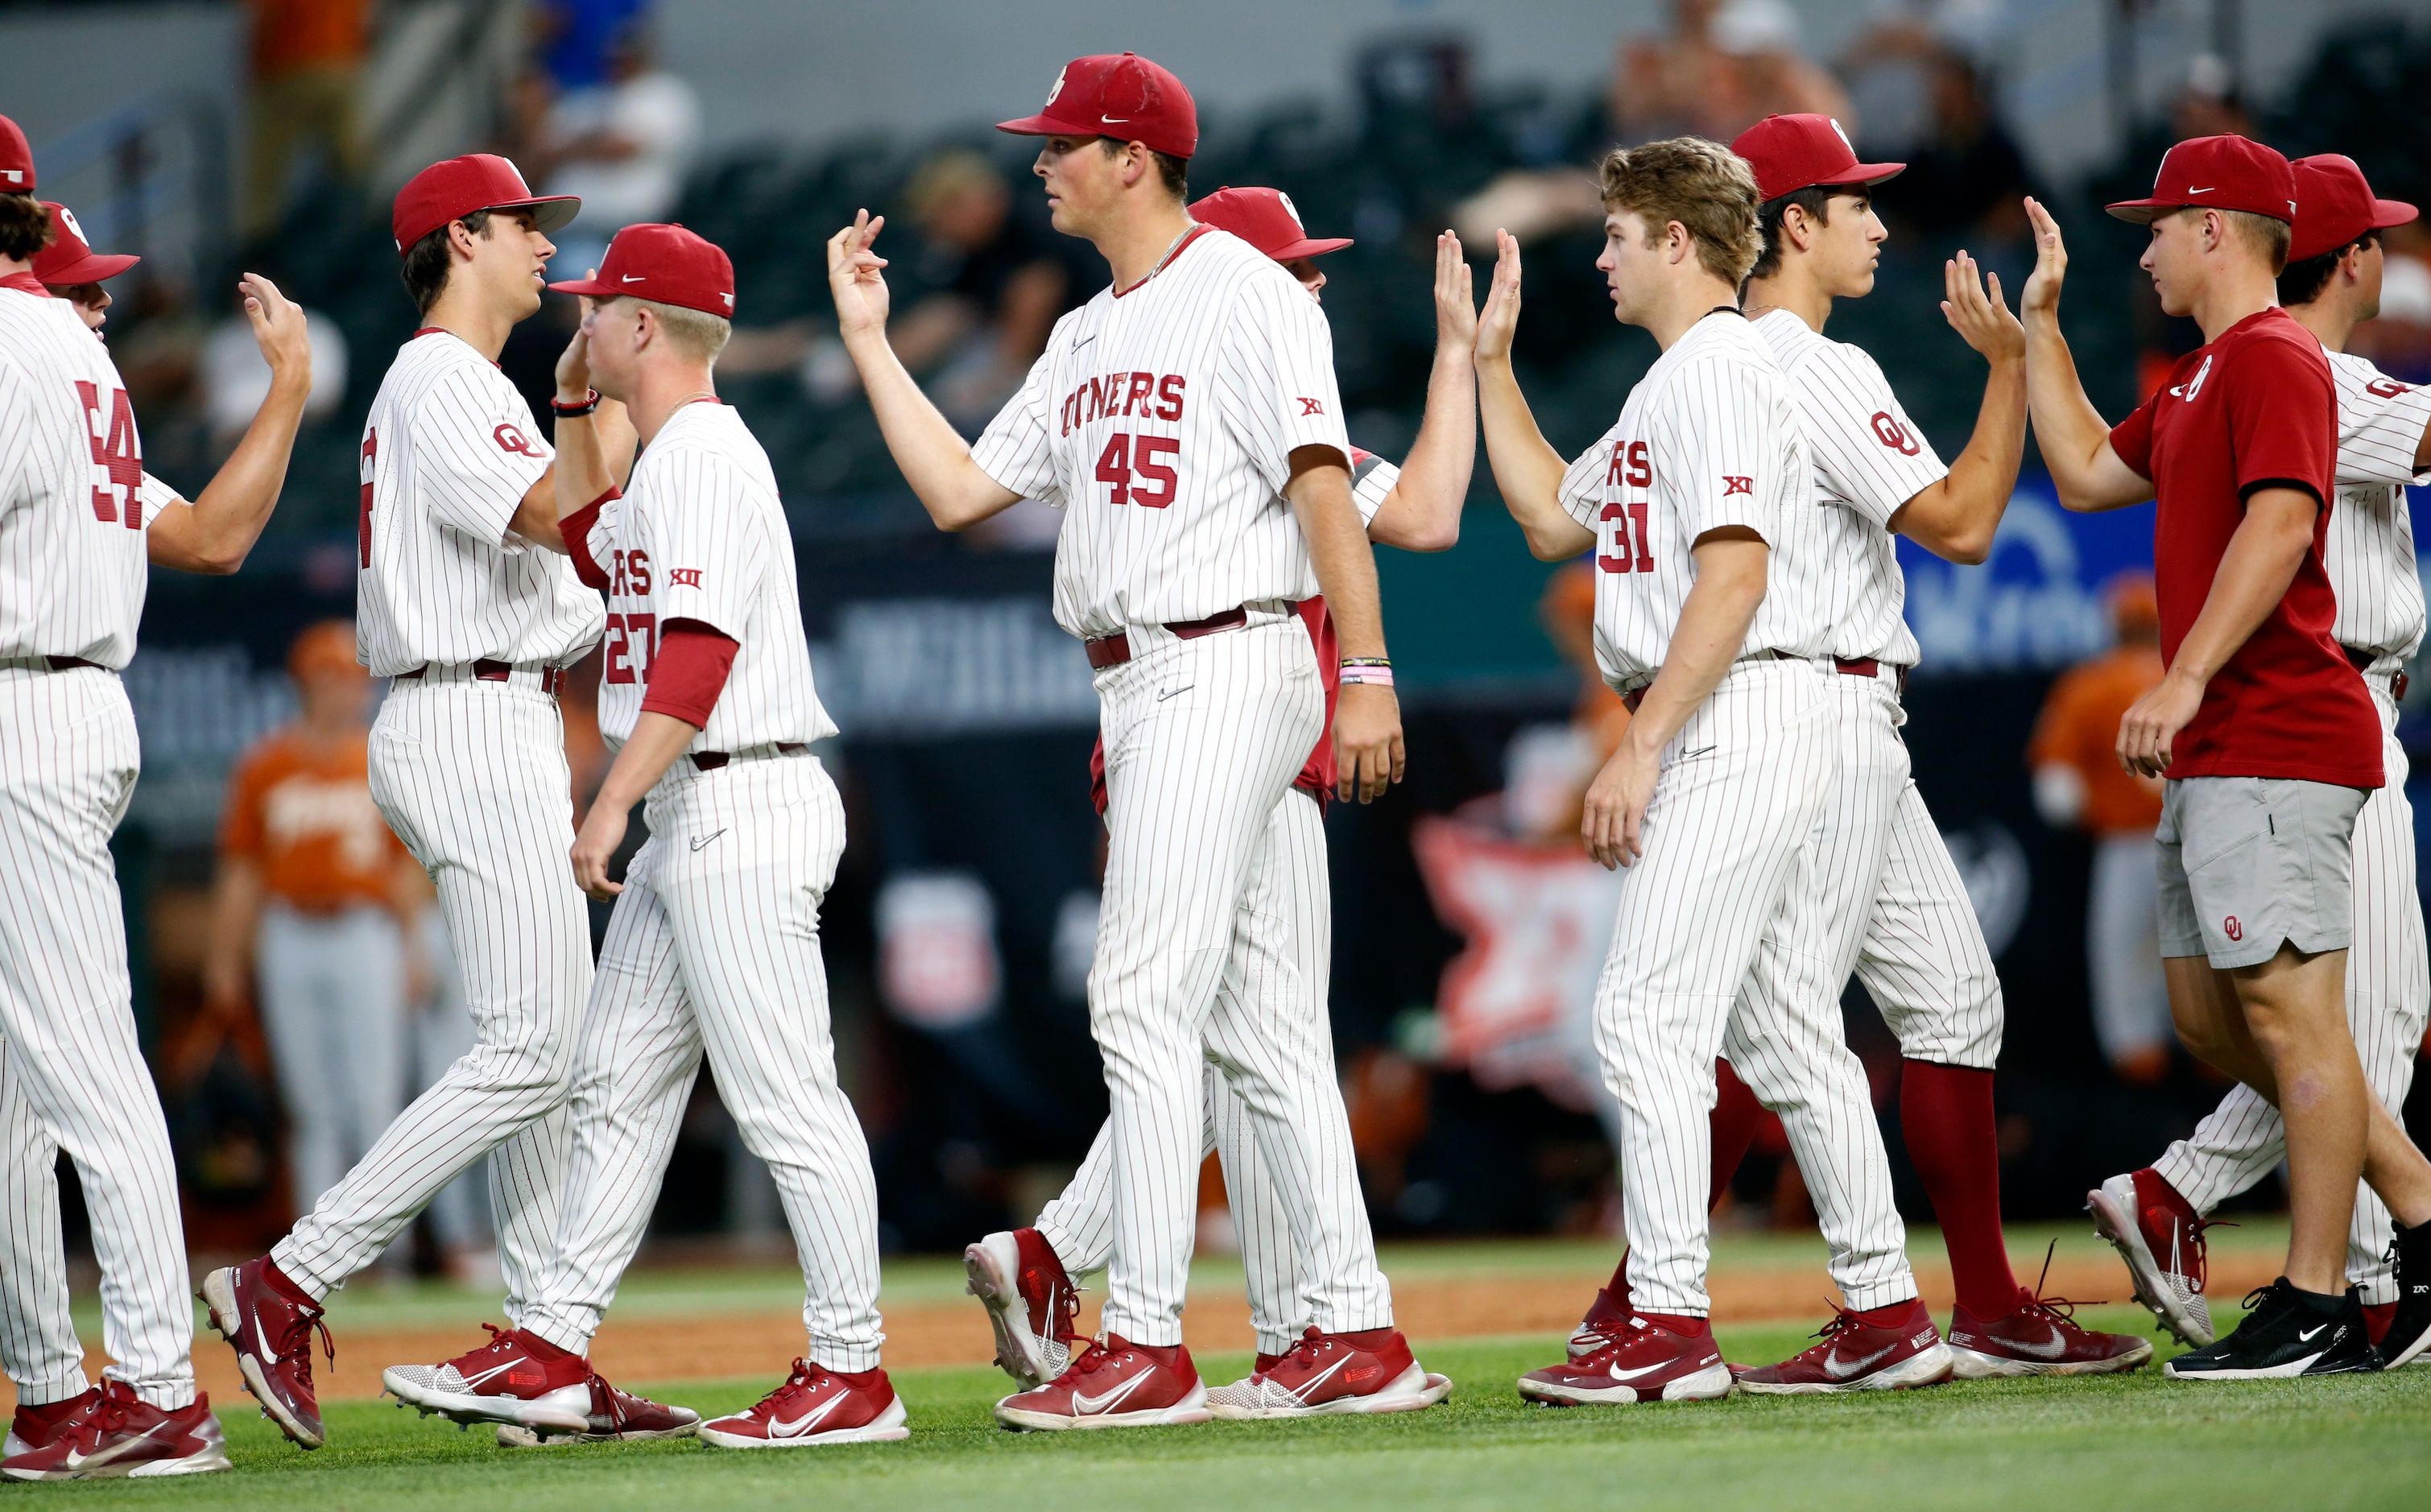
{"left": 556, "top": 270, "right": 597, "bottom": 397}
{"left": 238, "top": 272, "right": 310, "bottom": 385}
{"left": 1941, "top": 249, "right": 2024, "bottom": 363}
{"left": 826, "top": 209, "right": 894, "bottom": 342}
{"left": 1473, "top": 229, "right": 1524, "bottom": 365}
{"left": 1434, "top": 229, "right": 1476, "bottom": 352}
{"left": 2020, "top": 197, "right": 2069, "bottom": 323}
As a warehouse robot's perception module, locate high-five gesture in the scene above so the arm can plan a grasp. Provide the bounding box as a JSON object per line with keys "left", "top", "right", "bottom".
{"left": 2020, "top": 196, "right": 2070, "bottom": 324}
{"left": 238, "top": 271, "right": 312, "bottom": 384}
{"left": 826, "top": 209, "right": 895, "bottom": 344}
{"left": 1940, "top": 250, "right": 2023, "bottom": 365}
{"left": 1433, "top": 229, "right": 1476, "bottom": 352}
{"left": 1474, "top": 229, "right": 1524, "bottom": 366}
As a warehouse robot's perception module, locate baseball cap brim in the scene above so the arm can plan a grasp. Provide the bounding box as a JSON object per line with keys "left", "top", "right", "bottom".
{"left": 2368, "top": 196, "right": 2420, "bottom": 232}
{"left": 1835, "top": 162, "right": 1906, "bottom": 190}
{"left": 39, "top": 252, "right": 138, "bottom": 284}
{"left": 499, "top": 195, "right": 582, "bottom": 237}
{"left": 997, "top": 112, "right": 1105, "bottom": 140}
{"left": 1271, "top": 235, "right": 1354, "bottom": 260}
{"left": 2104, "top": 198, "right": 2177, "bottom": 225}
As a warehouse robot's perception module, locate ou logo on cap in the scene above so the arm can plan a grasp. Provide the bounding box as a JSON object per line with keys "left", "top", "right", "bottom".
{"left": 56, "top": 206, "right": 85, "bottom": 242}
{"left": 1044, "top": 65, "right": 1068, "bottom": 106}
{"left": 1278, "top": 191, "right": 1306, "bottom": 232}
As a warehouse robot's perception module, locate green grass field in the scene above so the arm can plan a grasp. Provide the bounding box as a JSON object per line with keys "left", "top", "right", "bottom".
{"left": 27, "top": 1226, "right": 2431, "bottom": 1508}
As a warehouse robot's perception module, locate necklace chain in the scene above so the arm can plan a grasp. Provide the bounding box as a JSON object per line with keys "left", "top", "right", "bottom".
{"left": 1120, "top": 221, "right": 1197, "bottom": 295}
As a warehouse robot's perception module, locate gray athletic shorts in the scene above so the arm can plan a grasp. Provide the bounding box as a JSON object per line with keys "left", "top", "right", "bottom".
{"left": 2155, "top": 775, "right": 2367, "bottom": 969}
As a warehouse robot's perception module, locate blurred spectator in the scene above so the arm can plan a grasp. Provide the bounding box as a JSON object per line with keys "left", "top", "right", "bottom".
{"left": 201, "top": 299, "right": 347, "bottom": 450}
{"left": 2028, "top": 576, "right": 2171, "bottom": 1084}
{"left": 2168, "top": 52, "right": 2252, "bottom": 142}
{"left": 202, "top": 622, "right": 426, "bottom": 1234}
{"left": 405, "top": 894, "right": 500, "bottom": 1286}
{"left": 244, "top": 0, "right": 371, "bottom": 239}
{"left": 534, "top": 0, "right": 651, "bottom": 93}
{"left": 530, "top": 22, "right": 701, "bottom": 271}
{"left": 2354, "top": 219, "right": 2431, "bottom": 382}
{"left": 1612, "top": 0, "right": 1852, "bottom": 145}
{"left": 887, "top": 149, "right": 1074, "bottom": 432}
{"left": 1842, "top": 10, "right": 2033, "bottom": 246}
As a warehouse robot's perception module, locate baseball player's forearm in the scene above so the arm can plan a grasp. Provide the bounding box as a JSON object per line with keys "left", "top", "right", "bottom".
{"left": 1890, "top": 357, "right": 2026, "bottom": 565}
{"left": 1476, "top": 359, "right": 1591, "bottom": 560}
{"left": 201, "top": 857, "right": 265, "bottom": 1007}
{"left": 1288, "top": 452, "right": 1385, "bottom": 657}
{"left": 842, "top": 328, "right": 1021, "bottom": 531}
{"left": 2024, "top": 319, "right": 2148, "bottom": 513}
{"left": 145, "top": 366, "right": 312, "bottom": 575}
{"left": 596, "top": 713, "right": 697, "bottom": 816}
{"left": 1368, "top": 346, "right": 1476, "bottom": 553}
{"left": 1623, "top": 531, "right": 1769, "bottom": 756}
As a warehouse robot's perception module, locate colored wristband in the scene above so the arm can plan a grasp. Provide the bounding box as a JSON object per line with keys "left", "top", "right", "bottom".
{"left": 551, "top": 388, "right": 601, "bottom": 417}
{"left": 1337, "top": 666, "right": 1395, "bottom": 687}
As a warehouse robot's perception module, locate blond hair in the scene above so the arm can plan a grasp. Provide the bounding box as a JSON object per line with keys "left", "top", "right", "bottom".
{"left": 1598, "top": 137, "right": 1763, "bottom": 286}
{"left": 2167, "top": 204, "right": 2291, "bottom": 275}
{"left": 607, "top": 295, "right": 733, "bottom": 364}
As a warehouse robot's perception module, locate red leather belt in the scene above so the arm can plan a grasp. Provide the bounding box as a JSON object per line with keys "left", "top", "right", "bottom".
{"left": 1085, "top": 606, "right": 1251, "bottom": 671}
{"left": 396, "top": 659, "right": 568, "bottom": 696}
{"left": 692, "top": 742, "right": 808, "bottom": 772}
{"left": 1834, "top": 657, "right": 1879, "bottom": 677}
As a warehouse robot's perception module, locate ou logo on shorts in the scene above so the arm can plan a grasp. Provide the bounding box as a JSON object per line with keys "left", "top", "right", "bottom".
{"left": 2223, "top": 916, "right": 2243, "bottom": 942}
{"left": 1871, "top": 411, "right": 1920, "bottom": 456}
{"left": 494, "top": 423, "right": 539, "bottom": 456}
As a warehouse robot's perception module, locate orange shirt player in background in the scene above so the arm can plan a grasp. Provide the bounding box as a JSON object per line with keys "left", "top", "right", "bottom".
{"left": 203, "top": 621, "right": 427, "bottom": 1228}
{"left": 2030, "top": 574, "right": 2171, "bottom": 1081}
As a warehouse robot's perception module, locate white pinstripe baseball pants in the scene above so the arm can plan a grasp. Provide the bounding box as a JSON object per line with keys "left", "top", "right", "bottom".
{"left": 1602, "top": 659, "right": 1916, "bottom": 1316}
{"left": 1725, "top": 671, "right": 1923, "bottom": 1312}
{"left": 1037, "top": 784, "right": 1384, "bottom": 1356}
{"left": 1092, "top": 614, "right": 1369, "bottom": 1347}
{"left": 521, "top": 755, "right": 884, "bottom": 1369}
{"left": 274, "top": 680, "right": 591, "bottom": 1316}
{"left": 0, "top": 664, "right": 195, "bottom": 1409}
{"left": 2153, "top": 680, "right": 2426, "bottom": 1303}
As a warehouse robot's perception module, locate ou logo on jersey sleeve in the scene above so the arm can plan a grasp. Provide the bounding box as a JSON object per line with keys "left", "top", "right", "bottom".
{"left": 493, "top": 423, "right": 538, "bottom": 455}
{"left": 1870, "top": 411, "right": 1920, "bottom": 456}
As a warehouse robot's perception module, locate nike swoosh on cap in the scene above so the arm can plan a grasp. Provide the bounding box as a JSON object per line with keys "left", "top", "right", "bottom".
{"left": 622, "top": 275, "right": 646, "bottom": 282}
{"left": 2186, "top": 187, "right": 2216, "bottom": 194}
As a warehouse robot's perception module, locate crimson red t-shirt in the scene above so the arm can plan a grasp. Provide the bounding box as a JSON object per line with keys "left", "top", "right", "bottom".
{"left": 1090, "top": 597, "right": 1338, "bottom": 816}
{"left": 2106, "top": 307, "right": 2379, "bottom": 788}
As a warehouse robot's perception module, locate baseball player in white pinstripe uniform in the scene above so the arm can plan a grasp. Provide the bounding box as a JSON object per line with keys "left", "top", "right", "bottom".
{"left": 966, "top": 188, "right": 1471, "bottom": 1417}
{"left": 2093, "top": 155, "right": 2431, "bottom": 1365}
{"left": 201, "top": 155, "right": 603, "bottom": 1452}
{"left": 832, "top": 53, "right": 1411, "bottom": 1431}
{"left": 1556, "top": 114, "right": 2148, "bottom": 1382}
{"left": 1477, "top": 136, "right": 1937, "bottom": 1407}
{"left": 0, "top": 114, "right": 314, "bottom": 1481}
{"left": 380, "top": 223, "right": 903, "bottom": 1449}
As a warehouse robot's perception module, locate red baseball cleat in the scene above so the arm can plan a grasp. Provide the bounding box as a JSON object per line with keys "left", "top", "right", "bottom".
{"left": 494, "top": 1374, "right": 703, "bottom": 1445}
{"left": 1517, "top": 1313, "right": 1734, "bottom": 1405}
{"left": 1205, "top": 1326, "right": 1453, "bottom": 1419}
{"left": 994, "top": 1334, "right": 1211, "bottom": 1431}
{"left": 965, "top": 1229, "right": 1081, "bottom": 1389}
{"left": 698, "top": 1360, "right": 907, "bottom": 1448}
{"left": 197, "top": 1256, "right": 332, "bottom": 1448}
{"left": 382, "top": 1324, "right": 609, "bottom": 1433}
{"left": 5, "top": 1388, "right": 98, "bottom": 1459}
{"left": 1949, "top": 1247, "right": 2154, "bottom": 1378}
{"left": 2087, "top": 1169, "right": 2220, "bottom": 1346}
{"left": 1736, "top": 1299, "right": 1954, "bottom": 1394}
{"left": 1568, "top": 1277, "right": 1635, "bottom": 1360}
{"left": 0, "top": 1382, "right": 229, "bottom": 1481}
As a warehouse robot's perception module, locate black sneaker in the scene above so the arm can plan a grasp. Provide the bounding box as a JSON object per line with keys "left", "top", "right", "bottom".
{"left": 2163, "top": 1279, "right": 2378, "bottom": 1381}
{"left": 2378, "top": 1220, "right": 2431, "bottom": 1369}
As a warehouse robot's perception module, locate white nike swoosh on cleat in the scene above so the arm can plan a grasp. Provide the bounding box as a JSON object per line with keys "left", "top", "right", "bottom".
{"left": 1285, "top": 1356, "right": 1353, "bottom": 1401}
{"left": 1825, "top": 1345, "right": 1899, "bottom": 1379}
{"left": 2298, "top": 1324, "right": 2327, "bottom": 1341}
{"left": 1072, "top": 1374, "right": 1152, "bottom": 1415}
{"left": 769, "top": 1396, "right": 845, "bottom": 1438}
{"left": 1991, "top": 1333, "right": 2072, "bottom": 1360}
{"left": 1603, "top": 1359, "right": 1675, "bottom": 1382}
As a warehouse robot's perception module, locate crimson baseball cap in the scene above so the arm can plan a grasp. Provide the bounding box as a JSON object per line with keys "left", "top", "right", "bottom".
{"left": 998, "top": 52, "right": 1198, "bottom": 160}
{"left": 2106, "top": 134, "right": 2297, "bottom": 225}
{"left": 548, "top": 222, "right": 736, "bottom": 318}
{"left": 0, "top": 113, "right": 32, "bottom": 192}
{"left": 1730, "top": 114, "right": 1903, "bottom": 204}
{"left": 2288, "top": 154, "right": 2417, "bottom": 263}
{"left": 32, "top": 203, "right": 137, "bottom": 285}
{"left": 1190, "top": 186, "right": 1350, "bottom": 261}
{"left": 391, "top": 154, "right": 579, "bottom": 257}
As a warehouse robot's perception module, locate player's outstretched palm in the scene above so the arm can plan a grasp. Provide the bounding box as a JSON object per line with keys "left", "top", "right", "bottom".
{"left": 826, "top": 209, "right": 894, "bottom": 341}
{"left": 239, "top": 272, "right": 311, "bottom": 381}
{"left": 1434, "top": 230, "right": 1476, "bottom": 353}
{"left": 1474, "top": 229, "right": 1524, "bottom": 365}
{"left": 2020, "top": 197, "right": 2069, "bottom": 320}
{"left": 1941, "top": 250, "right": 2023, "bottom": 363}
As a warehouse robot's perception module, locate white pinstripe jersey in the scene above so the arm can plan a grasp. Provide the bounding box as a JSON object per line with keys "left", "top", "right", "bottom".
{"left": 2323, "top": 349, "right": 2431, "bottom": 662}
{"left": 0, "top": 286, "right": 176, "bottom": 669}
{"left": 355, "top": 328, "right": 605, "bottom": 675}
{"left": 1557, "top": 310, "right": 1825, "bottom": 688}
{"left": 572, "top": 402, "right": 836, "bottom": 756}
{"left": 970, "top": 226, "right": 1351, "bottom": 638}
{"left": 1751, "top": 308, "right": 1948, "bottom": 667}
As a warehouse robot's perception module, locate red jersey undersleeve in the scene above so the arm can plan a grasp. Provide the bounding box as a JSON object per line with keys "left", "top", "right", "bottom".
{"left": 639, "top": 619, "right": 739, "bottom": 729}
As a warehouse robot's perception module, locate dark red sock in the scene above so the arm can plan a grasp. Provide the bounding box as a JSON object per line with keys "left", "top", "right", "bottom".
{"left": 827, "top": 1365, "right": 888, "bottom": 1390}
{"left": 2364, "top": 1303, "right": 2398, "bottom": 1346}
{"left": 1853, "top": 1298, "right": 1925, "bottom": 1328}
{"left": 262, "top": 1258, "right": 317, "bottom": 1308}
{"left": 517, "top": 1329, "right": 578, "bottom": 1362}
{"left": 1900, "top": 1060, "right": 2024, "bottom": 1319}
{"left": 1639, "top": 1311, "right": 1710, "bottom": 1336}
{"left": 1710, "top": 1057, "right": 1764, "bottom": 1209}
